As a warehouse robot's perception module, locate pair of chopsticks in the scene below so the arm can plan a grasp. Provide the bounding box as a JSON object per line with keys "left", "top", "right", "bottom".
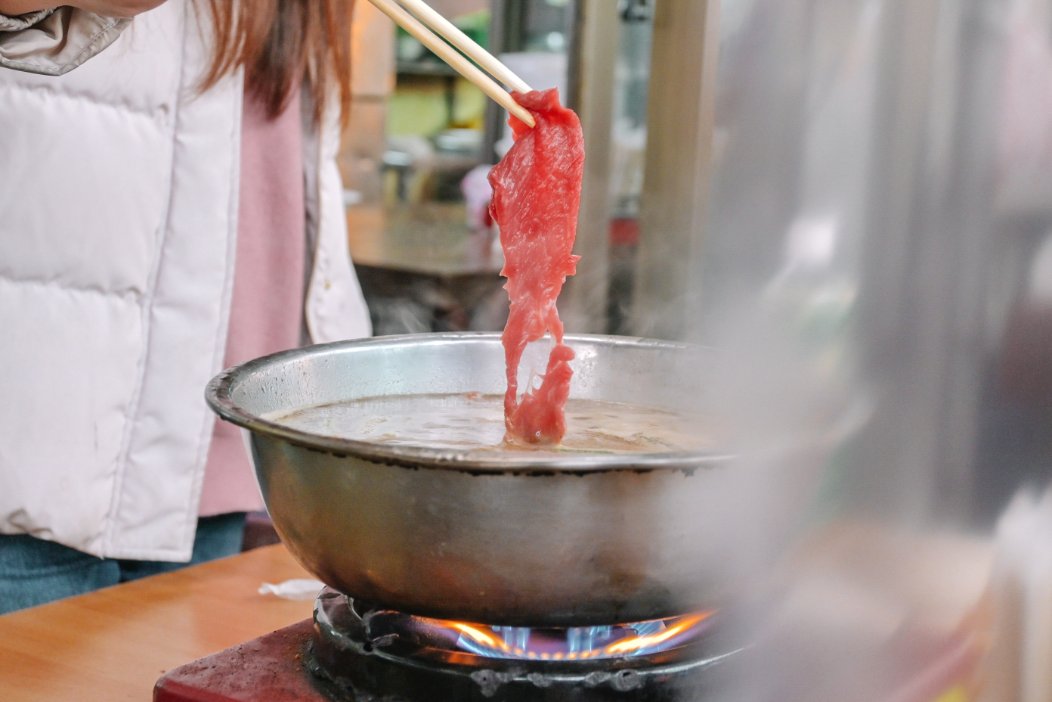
{"left": 367, "top": 0, "right": 537, "bottom": 128}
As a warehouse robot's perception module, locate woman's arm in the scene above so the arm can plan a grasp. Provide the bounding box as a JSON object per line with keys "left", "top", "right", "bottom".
{"left": 0, "top": 2, "right": 52, "bottom": 15}
{"left": 0, "top": 1, "right": 165, "bottom": 75}
{"left": 0, "top": 1, "right": 164, "bottom": 18}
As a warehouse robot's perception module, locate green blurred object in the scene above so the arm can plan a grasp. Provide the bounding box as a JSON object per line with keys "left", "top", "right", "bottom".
{"left": 394, "top": 9, "right": 490, "bottom": 63}
{"left": 455, "top": 9, "right": 490, "bottom": 49}
{"left": 389, "top": 8, "right": 490, "bottom": 138}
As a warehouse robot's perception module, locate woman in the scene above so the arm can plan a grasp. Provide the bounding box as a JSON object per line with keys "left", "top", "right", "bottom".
{"left": 0, "top": 1, "right": 370, "bottom": 612}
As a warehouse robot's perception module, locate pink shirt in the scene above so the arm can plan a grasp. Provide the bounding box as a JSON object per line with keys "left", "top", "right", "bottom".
{"left": 198, "top": 88, "right": 307, "bottom": 516}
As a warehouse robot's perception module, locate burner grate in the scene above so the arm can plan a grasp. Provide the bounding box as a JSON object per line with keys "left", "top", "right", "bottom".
{"left": 308, "top": 588, "right": 738, "bottom": 702}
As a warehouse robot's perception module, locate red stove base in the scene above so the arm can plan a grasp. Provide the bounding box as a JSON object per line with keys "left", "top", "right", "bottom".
{"left": 154, "top": 620, "right": 331, "bottom": 702}
{"left": 153, "top": 601, "right": 980, "bottom": 702}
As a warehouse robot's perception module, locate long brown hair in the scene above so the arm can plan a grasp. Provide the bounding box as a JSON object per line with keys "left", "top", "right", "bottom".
{"left": 200, "top": 0, "right": 354, "bottom": 125}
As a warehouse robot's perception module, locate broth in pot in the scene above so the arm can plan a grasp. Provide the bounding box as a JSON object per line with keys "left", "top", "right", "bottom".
{"left": 269, "top": 393, "right": 710, "bottom": 460}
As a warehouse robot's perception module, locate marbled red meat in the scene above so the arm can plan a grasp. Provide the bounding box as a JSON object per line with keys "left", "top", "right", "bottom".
{"left": 488, "top": 89, "right": 584, "bottom": 444}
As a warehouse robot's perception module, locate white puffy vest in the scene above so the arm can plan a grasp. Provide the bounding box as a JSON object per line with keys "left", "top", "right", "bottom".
{"left": 0, "top": 1, "right": 370, "bottom": 561}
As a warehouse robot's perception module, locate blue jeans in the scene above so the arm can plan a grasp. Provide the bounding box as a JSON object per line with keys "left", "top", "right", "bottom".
{"left": 0, "top": 512, "right": 246, "bottom": 615}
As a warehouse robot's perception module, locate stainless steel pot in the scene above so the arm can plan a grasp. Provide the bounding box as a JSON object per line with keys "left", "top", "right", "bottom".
{"left": 206, "top": 333, "right": 767, "bottom": 626}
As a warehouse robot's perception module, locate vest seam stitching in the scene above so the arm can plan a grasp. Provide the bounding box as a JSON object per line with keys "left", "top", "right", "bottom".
{"left": 0, "top": 270, "right": 144, "bottom": 301}
{"left": 98, "top": 4, "right": 191, "bottom": 557}
{"left": 0, "top": 82, "right": 165, "bottom": 120}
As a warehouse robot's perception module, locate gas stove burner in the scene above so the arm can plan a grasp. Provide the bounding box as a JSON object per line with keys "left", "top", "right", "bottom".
{"left": 390, "top": 611, "right": 713, "bottom": 661}
{"left": 309, "top": 588, "right": 738, "bottom": 701}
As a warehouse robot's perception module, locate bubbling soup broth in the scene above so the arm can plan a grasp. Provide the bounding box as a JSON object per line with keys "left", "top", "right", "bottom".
{"left": 268, "top": 393, "right": 707, "bottom": 457}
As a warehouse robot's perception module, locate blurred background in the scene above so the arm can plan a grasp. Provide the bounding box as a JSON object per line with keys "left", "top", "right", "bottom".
{"left": 340, "top": 1, "right": 1052, "bottom": 698}
{"left": 342, "top": 0, "right": 651, "bottom": 336}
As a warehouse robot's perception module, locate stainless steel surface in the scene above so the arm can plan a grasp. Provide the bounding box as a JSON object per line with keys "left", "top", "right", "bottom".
{"left": 205, "top": 333, "right": 799, "bottom": 625}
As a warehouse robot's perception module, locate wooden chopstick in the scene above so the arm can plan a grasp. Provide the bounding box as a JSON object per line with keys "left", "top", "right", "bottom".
{"left": 367, "top": 0, "right": 537, "bottom": 128}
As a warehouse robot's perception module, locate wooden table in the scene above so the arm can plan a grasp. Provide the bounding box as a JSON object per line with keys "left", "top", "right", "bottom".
{"left": 346, "top": 204, "right": 507, "bottom": 333}
{"left": 347, "top": 204, "right": 501, "bottom": 278}
{"left": 0, "top": 545, "right": 313, "bottom": 701}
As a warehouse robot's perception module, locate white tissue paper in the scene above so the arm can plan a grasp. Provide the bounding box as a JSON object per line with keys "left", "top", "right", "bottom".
{"left": 258, "top": 578, "right": 325, "bottom": 601}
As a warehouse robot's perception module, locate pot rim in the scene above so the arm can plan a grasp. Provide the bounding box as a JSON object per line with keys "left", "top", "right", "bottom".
{"left": 204, "top": 332, "right": 733, "bottom": 474}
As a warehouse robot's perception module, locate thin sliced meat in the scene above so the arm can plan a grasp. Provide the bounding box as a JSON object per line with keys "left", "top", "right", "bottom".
{"left": 488, "top": 89, "right": 584, "bottom": 444}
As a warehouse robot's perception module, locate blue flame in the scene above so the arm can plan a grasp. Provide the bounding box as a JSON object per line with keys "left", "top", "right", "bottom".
{"left": 454, "top": 618, "right": 692, "bottom": 660}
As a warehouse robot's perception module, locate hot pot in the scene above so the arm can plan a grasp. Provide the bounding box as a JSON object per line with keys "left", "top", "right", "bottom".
{"left": 206, "top": 333, "right": 764, "bottom": 627}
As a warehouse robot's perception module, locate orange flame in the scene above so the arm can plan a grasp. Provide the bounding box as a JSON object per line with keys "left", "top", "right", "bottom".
{"left": 447, "top": 621, "right": 511, "bottom": 652}
{"left": 417, "top": 611, "right": 714, "bottom": 659}
{"left": 602, "top": 612, "right": 712, "bottom": 656}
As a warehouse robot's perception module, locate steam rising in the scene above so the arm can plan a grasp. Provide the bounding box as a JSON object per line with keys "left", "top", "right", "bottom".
{"left": 633, "top": 0, "right": 1052, "bottom": 698}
